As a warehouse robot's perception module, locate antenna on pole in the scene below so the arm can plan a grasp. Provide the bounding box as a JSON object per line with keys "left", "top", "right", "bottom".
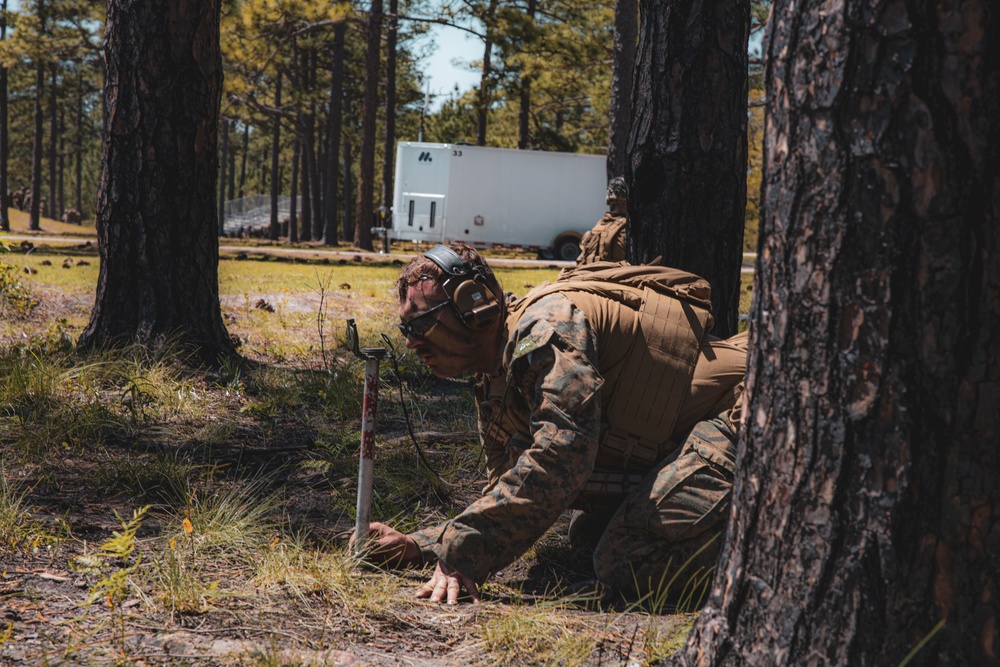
{"left": 418, "top": 77, "right": 430, "bottom": 142}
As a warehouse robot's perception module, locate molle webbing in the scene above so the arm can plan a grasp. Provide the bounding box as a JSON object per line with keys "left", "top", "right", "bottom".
{"left": 506, "top": 265, "right": 713, "bottom": 479}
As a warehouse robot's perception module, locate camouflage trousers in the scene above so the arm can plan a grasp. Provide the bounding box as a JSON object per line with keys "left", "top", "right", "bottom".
{"left": 570, "top": 410, "right": 737, "bottom": 601}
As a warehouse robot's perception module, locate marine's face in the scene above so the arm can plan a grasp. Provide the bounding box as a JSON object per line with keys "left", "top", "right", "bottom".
{"left": 607, "top": 196, "right": 627, "bottom": 217}
{"left": 398, "top": 279, "right": 493, "bottom": 378}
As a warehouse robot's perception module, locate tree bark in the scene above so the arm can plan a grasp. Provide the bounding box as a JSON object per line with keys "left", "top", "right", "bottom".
{"left": 608, "top": 0, "right": 637, "bottom": 180}
{"left": 627, "top": 0, "right": 749, "bottom": 338}
{"left": 342, "top": 121, "right": 354, "bottom": 244}
{"left": 475, "top": 0, "right": 498, "bottom": 147}
{"left": 75, "top": 66, "right": 83, "bottom": 215}
{"left": 517, "top": 0, "right": 537, "bottom": 150}
{"left": 78, "top": 0, "right": 232, "bottom": 362}
{"left": 268, "top": 69, "right": 282, "bottom": 241}
{"left": 30, "top": 62, "right": 44, "bottom": 230}
{"left": 237, "top": 123, "right": 248, "bottom": 200}
{"left": 0, "top": 0, "right": 8, "bottom": 232}
{"left": 289, "top": 133, "right": 299, "bottom": 243}
{"left": 57, "top": 108, "right": 64, "bottom": 216}
{"left": 300, "top": 113, "right": 313, "bottom": 242}
{"left": 671, "top": 1, "right": 1000, "bottom": 665}
{"left": 308, "top": 51, "right": 323, "bottom": 242}
{"left": 380, "top": 0, "right": 397, "bottom": 214}
{"left": 324, "top": 22, "right": 344, "bottom": 246}
{"left": 48, "top": 64, "right": 58, "bottom": 218}
{"left": 354, "top": 0, "right": 382, "bottom": 250}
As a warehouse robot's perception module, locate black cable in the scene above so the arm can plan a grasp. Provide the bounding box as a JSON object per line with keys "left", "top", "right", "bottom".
{"left": 380, "top": 333, "right": 453, "bottom": 490}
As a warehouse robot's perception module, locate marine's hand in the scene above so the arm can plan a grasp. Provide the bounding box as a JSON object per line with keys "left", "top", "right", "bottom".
{"left": 415, "top": 560, "right": 481, "bottom": 605}
{"left": 351, "top": 521, "right": 421, "bottom": 568}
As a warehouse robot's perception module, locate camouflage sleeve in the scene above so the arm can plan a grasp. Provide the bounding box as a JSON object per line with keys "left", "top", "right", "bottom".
{"left": 425, "top": 294, "right": 605, "bottom": 583}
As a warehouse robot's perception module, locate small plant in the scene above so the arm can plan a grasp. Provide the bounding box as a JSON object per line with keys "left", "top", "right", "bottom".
{"left": 0, "top": 471, "right": 55, "bottom": 551}
{"left": 151, "top": 522, "right": 221, "bottom": 616}
{"left": 0, "top": 245, "right": 39, "bottom": 319}
{"left": 74, "top": 505, "right": 150, "bottom": 665}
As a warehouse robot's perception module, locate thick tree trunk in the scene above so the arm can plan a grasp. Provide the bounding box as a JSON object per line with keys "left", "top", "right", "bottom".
{"left": 671, "top": 1, "right": 999, "bottom": 665}
{"left": 269, "top": 70, "right": 282, "bottom": 241}
{"left": 0, "top": 0, "right": 8, "bottom": 232}
{"left": 30, "top": 62, "right": 43, "bottom": 230}
{"left": 354, "top": 0, "right": 382, "bottom": 250}
{"left": 627, "top": 0, "right": 749, "bottom": 338}
{"left": 608, "top": 0, "right": 637, "bottom": 180}
{"left": 380, "top": 0, "right": 397, "bottom": 214}
{"left": 78, "top": 0, "right": 232, "bottom": 361}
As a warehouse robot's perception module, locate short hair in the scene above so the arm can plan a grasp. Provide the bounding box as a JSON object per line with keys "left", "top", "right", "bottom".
{"left": 395, "top": 242, "right": 502, "bottom": 302}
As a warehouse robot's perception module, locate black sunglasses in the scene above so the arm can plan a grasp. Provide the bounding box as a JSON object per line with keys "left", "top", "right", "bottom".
{"left": 398, "top": 299, "right": 451, "bottom": 339}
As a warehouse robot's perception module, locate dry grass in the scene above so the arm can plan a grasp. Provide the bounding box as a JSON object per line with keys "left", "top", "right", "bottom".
{"left": 0, "top": 242, "right": 755, "bottom": 666}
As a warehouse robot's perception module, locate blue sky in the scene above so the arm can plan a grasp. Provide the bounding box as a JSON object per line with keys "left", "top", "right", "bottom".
{"left": 412, "top": 22, "right": 482, "bottom": 111}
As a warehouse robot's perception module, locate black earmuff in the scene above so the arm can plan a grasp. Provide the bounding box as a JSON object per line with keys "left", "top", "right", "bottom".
{"left": 422, "top": 245, "right": 501, "bottom": 330}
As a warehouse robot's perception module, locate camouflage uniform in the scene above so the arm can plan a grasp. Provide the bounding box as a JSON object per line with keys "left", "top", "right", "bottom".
{"left": 576, "top": 213, "right": 627, "bottom": 265}
{"left": 410, "top": 291, "right": 746, "bottom": 597}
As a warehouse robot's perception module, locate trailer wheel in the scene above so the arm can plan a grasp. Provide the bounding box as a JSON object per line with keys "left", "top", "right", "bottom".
{"left": 553, "top": 238, "right": 581, "bottom": 262}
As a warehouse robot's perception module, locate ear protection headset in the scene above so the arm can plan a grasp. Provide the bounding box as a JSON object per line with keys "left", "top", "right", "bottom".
{"left": 423, "top": 244, "right": 501, "bottom": 330}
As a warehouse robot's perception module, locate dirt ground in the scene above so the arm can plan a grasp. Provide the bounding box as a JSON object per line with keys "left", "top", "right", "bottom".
{"left": 0, "top": 242, "right": 696, "bottom": 667}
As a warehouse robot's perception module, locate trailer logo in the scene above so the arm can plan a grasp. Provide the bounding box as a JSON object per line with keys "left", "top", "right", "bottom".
{"left": 418, "top": 151, "right": 433, "bottom": 163}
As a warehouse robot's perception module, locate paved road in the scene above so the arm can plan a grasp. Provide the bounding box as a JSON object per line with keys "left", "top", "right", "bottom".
{"left": 3, "top": 232, "right": 757, "bottom": 272}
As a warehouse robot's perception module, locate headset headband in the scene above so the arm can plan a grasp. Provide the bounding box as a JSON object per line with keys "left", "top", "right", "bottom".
{"left": 423, "top": 244, "right": 476, "bottom": 278}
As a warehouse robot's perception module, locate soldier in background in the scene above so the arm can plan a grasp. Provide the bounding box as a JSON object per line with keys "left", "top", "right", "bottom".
{"left": 576, "top": 177, "right": 628, "bottom": 265}
{"left": 361, "top": 242, "right": 747, "bottom": 605}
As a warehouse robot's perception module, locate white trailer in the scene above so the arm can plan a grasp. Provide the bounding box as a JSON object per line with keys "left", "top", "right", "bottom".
{"left": 390, "top": 142, "right": 607, "bottom": 260}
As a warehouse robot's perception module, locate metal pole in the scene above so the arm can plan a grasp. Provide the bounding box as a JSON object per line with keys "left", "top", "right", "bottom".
{"left": 353, "top": 349, "right": 385, "bottom": 555}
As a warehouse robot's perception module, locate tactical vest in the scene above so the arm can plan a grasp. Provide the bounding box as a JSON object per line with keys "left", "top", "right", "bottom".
{"left": 577, "top": 214, "right": 627, "bottom": 265}
{"left": 498, "top": 263, "right": 715, "bottom": 499}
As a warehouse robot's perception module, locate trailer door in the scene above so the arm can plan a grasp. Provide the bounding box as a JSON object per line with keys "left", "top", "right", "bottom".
{"left": 399, "top": 194, "right": 445, "bottom": 242}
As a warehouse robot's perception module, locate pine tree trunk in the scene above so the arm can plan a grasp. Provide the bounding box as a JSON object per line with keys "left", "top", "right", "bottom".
{"left": 74, "top": 67, "right": 82, "bottom": 215}
{"left": 269, "top": 70, "right": 282, "bottom": 241}
{"left": 323, "top": 22, "right": 344, "bottom": 246}
{"left": 57, "top": 108, "right": 64, "bottom": 216}
{"left": 476, "top": 0, "right": 498, "bottom": 147}
{"left": 78, "top": 0, "right": 232, "bottom": 361}
{"left": 671, "top": 1, "right": 999, "bottom": 665}
{"left": 517, "top": 0, "right": 537, "bottom": 151}
{"left": 48, "top": 64, "right": 57, "bottom": 219}
{"left": 0, "top": 0, "right": 8, "bottom": 232}
{"left": 30, "top": 62, "right": 43, "bottom": 230}
{"left": 607, "top": 0, "right": 637, "bottom": 180}
{"left": 342, "top": 124, "right": 354, "bottom": 243}
{"left": 380, "top": 0, "right": 397, "bottom": 213}
{"left": 300, "top": 112, "right": 313, "bottom": 242}
{"left": 308, "top": 52, "right": 323, "bottom": 242}
{"left": 290, "top": 133, "right": 299, "bottom": 243}
{"left": 237, "top": 123, "right": 248, "bottom": 200}
{"left": 354, "top": 0, "right": 382, "bottom": 250}
{"left": 627, "top": 0, "right": 749, "bottom": 338}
